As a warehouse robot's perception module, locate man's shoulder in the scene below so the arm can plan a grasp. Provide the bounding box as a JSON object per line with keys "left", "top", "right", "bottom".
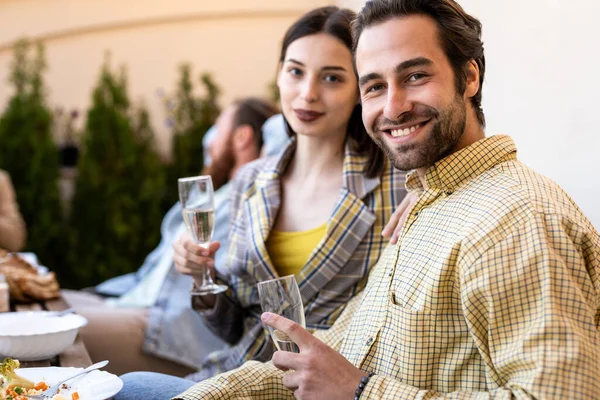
{"left": 462, "top": 159, "right": 595, "bottom": 235}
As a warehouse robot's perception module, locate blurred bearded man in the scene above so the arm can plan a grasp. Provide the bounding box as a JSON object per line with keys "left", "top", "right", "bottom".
{"left": 157, "top": 1, "right": 600, "bottom": 399}
{"left": 63, "top": 98, "right": 279, "bottom": 376}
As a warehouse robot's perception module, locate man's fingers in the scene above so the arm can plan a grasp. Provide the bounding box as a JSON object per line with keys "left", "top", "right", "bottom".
{"left": 272, "top": 350, "right": 302, "bottom": 372}
{"left": 261, "top": 313, "right": 312, "bottom": 349}
{"left": 281, "top": 371, "right": 300, "bottom": 392}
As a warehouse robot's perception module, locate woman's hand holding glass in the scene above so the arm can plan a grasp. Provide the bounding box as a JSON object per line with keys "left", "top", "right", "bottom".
{"left": 177, "top": 175, "right": 227, "bottom": 296}
{"left": 173, "top": 235, "right": 221, "bottom": 306}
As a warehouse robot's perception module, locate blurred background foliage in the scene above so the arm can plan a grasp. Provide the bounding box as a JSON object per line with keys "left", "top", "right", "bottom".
{"left": 162, "top": 65, "right": 221, "bottom": 209}
{"left": 0, "top": 41, "right": 221, "bottom": 288}
{"left": 0, "top": 39, "right": 65, "bottom": 273}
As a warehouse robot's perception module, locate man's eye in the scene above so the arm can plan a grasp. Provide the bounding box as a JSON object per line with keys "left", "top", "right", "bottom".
{"left": 408, "top": 73, "right": 427, "bottom": 82}
{"left": 366, "top": 83, "right": 385, "bottom": 93}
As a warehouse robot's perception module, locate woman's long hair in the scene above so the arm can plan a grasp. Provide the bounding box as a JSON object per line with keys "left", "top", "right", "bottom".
{"left": 278, "top": 6, "right": 385, "bottom": 178}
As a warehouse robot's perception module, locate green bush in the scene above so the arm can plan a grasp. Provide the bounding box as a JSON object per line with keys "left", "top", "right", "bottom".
{"left": 131, "top": 105, "right": 165, "bottom": 256}
{"left": 67, "top": 60, "right": 165, "bottom": 288}
{"left": 162, "top": 65, "right": 221, "bottom": 208}
{"left": 0, "top": 39, "right": 64, "bottom": 269}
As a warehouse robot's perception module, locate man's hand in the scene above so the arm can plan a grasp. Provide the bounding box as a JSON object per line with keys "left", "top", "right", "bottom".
{"left": 262, "top": 312, "right": 367, "bottom": 400}
{"left": 381, "top": 191, "right": 418, "bottom": 244}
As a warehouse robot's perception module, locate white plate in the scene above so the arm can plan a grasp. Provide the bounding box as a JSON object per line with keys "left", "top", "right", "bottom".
{"left": 16, "top": 367, "right": 123, "bottom": 400}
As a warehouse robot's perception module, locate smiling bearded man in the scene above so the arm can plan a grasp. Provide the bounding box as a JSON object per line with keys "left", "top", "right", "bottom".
{"left": 133, "top": 1, "right": 600, "bottom": 399}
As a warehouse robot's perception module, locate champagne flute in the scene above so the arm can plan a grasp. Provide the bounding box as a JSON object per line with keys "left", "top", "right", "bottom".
{"left": 178, "top": 175, "right": 227, "bottom": 295}
{"left": 257, "top": 275, "right": 305, "bottom": 353}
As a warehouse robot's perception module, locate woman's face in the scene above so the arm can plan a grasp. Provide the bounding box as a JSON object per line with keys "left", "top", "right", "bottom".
{"left": 277, "top": 33, "right": 358, "bottom": 140}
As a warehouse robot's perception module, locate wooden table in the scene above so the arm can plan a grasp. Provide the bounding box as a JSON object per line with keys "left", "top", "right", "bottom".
{"left": 12, "top": 296, "right": 93, "bottom": 369}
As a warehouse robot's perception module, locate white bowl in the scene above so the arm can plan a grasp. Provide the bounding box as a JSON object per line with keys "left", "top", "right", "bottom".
{"left": 0, "top": 311, "right": 88, "bottom": 361}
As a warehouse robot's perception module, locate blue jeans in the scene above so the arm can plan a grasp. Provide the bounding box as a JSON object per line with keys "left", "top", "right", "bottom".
{"left": 114, "top": 372, "right": 195, "bottom": 400}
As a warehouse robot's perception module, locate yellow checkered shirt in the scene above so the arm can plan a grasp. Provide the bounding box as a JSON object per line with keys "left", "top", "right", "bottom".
{"left": 177, "top": 135, "right": 600, "bottom": 399}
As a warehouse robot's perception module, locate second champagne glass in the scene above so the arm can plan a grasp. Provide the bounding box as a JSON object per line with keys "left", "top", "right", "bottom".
{"left": 178, "top": 175, "right": 227, "bottom": 295}
{"left": 257, "top": 275, "right": 306, "bottom": 353}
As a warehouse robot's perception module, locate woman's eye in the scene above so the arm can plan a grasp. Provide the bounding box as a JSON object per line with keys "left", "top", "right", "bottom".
{"left": 289, "top": 68, "right": 303, "bottom": 76}
{"left": 324, "top": 75, "right": 341, "bottom": 83}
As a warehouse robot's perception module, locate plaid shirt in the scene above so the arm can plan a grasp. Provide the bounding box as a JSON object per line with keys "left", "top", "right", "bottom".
{"left": 188, "top": 139, "right": 407, "bottom": 381}
{"left": 178, "top": 135, "right": 600, "bottom": 399}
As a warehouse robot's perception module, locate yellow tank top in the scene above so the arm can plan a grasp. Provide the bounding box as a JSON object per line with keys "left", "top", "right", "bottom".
{"left": 266, "top": 223, "right": 327, "bottom": 278}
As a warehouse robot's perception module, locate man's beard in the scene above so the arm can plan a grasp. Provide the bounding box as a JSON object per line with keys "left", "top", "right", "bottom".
{"left": 370, "top": 95, "right": 466, "bottom": 171}
{"left": 201, "top": 147, "right": 235, "bottom": 191}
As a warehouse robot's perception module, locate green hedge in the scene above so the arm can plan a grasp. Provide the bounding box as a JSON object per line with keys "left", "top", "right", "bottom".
{"left": 66, "top": 60, "right": 165, "bottom": 288}
{"left": 0, "top": 40, "right": 64, "bottom": 269}
{"left": 0, "top": 43, "right": 221, "bottom": 288}
{"left": 163, "top": 65, "right": 221, "bottom": 208}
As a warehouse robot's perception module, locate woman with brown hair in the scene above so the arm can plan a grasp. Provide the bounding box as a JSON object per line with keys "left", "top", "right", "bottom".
{"left": 115, "top": 6, "right": 409, "bottom": 398}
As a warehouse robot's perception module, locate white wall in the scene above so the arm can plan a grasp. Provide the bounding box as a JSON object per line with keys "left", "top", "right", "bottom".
{"left": 0, "top": 0, "right": 332, "bottom": 158}
{"left": 454, "top": 0, "right": 600, "bottom": 229}
{"left": 1, "top": 0, "right": 598, "bottom": 227}
{"left": 342, "top": 0, "right": 600, "bottom": 229}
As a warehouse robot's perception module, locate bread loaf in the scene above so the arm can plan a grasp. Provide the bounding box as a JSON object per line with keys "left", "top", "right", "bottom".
{"left": 0, "top": 249, "right": 60, "bottom": 302}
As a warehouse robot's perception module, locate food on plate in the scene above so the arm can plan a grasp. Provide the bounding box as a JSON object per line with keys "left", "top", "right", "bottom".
{"left": 0, "top": 358, "right": 34, "bottom": 390}
{"left": 0, "top": 358, "right": 79, "bottom": 400}
{"left": 0, "top": 249, "right": 60, "bottom": 302}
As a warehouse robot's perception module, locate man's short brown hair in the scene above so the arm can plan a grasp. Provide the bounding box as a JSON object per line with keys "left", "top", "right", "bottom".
{"left": 353, "top": 0, "right": 486, "bottom": 127}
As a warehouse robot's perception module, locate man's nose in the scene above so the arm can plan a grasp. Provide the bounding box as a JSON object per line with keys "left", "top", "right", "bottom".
{"left": 383, "top": 85, "right": 411, "bottom": 121}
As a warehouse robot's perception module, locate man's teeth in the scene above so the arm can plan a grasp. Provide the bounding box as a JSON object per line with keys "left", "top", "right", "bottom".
{"left": 390, "top": 124, "right": 421, "bottom": 138}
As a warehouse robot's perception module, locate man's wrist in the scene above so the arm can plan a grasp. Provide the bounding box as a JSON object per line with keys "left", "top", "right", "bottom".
{"left": 354, "top": 371, "right": 375, "bottom": 400}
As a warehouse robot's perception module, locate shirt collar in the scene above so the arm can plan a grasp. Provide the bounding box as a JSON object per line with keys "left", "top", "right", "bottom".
{"left": 255, "top": 136, "right": 380, "bottom": 199}
{"left": 406, "top": 135, "right": 517, "bottom": 192}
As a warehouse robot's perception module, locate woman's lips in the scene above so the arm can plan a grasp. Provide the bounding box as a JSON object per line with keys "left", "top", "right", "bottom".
{"left": 294, "top": 109, "right": 325, "bottom": 122}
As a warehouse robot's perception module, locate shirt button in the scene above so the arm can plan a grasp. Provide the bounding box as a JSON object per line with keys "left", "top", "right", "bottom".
{"left": 365, "top": 337, "right": 373, "bottom": 346}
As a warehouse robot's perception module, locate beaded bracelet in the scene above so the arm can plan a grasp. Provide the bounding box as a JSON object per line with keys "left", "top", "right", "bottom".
{"left": 354, "top": 371, "right": 375, "bottom": 399}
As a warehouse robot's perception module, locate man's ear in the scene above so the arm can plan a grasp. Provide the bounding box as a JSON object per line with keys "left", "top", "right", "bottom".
{"left": 232, "top": 125, "right": 255, "bottom": 150}
{"left": 464, "top": 59, "right": 480, "bottom": 99}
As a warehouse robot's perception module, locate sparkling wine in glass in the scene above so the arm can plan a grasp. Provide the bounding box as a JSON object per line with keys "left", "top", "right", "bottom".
{"left": 178, "top": 175, "right": 227, "bottom": 295}
{"left": 257, "top": 275, "right": 305, "bottom": 353}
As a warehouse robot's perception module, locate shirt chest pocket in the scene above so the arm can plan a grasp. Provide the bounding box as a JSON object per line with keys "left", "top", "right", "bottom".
{"left": 388, "top": 261, "right": 467, "bottom": 389}
{"left": 385, "top": 298, "right": 437, "bottom": 388}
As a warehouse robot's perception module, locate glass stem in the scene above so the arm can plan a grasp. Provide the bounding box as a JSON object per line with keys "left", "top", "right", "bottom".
{"left": 203, "top": 267, "right": 215, "bottom": 286}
